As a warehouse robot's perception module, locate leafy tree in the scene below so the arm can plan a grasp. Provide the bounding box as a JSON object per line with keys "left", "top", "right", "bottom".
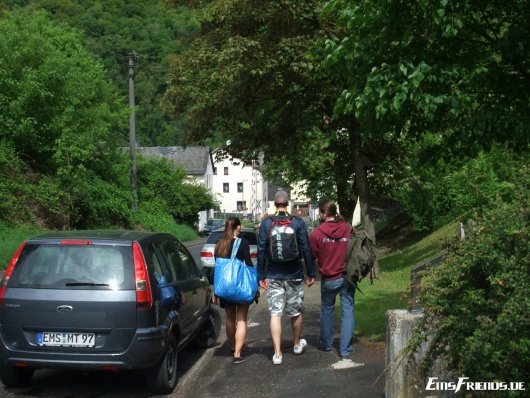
{"left": 320, "top": 0, "right": 530, "bottom": 171}
{"left": 135, "top": 156, "right": 217, "bottom": 227}
{"left": 164, "top": 0, "right": 381, "bottom": 231}
{"left": 0, "top": 7, "right": 123, "bottom": 173}
{"left": 0, "top": 7, "right": 131, "bottom": 228}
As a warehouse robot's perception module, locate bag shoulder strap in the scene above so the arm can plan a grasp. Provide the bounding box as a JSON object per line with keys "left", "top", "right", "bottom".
{"left": 230, "top": 238, "right": 241, "bottom": 259}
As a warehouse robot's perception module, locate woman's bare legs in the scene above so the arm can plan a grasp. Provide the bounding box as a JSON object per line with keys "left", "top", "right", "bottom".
{"left": 234, "top": 304, "right": 249, "bottom": 358}
{"left": 225, "top": 305, "right": 236, "bottom": 352}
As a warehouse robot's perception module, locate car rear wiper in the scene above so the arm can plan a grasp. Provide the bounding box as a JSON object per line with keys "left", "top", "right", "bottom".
{"left": 65, "top": 282, "right": 110, "bottom": 286}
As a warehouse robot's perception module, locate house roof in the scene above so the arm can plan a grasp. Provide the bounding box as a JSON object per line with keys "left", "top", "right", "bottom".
{"left": 136, "top": 146, "right": 213, "bottom": 175}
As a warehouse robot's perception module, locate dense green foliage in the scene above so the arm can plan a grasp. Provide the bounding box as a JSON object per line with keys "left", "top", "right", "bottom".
{"left": 1, "top": 0, "right": 199, "bottom": 146}
{"left": 165, "top": 0, "right": 367, "bottom": 223}
{"left": 322, "top": 0, "right": 530, "bottom": 156}
{"left": 406, "top": 165, "right": 530, "bottom": 387}
{"left": 395, "top": 145, "right": 529, "bottom": 231}
{"left": 0, "top": 7, "right": 215, "bottom": 232}
{"left": 319, "top": 0, "right": 530, "bottom": 233}
{"left": 0, "top": 7, "right": 128, "bottom": 228}
{"left": 135, "top": 156, "right": 217, "bottom": 228}
{"left": 0, "top": 1, "right": 528, "bottom": 386}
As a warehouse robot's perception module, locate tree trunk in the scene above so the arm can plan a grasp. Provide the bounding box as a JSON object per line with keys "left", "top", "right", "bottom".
{"left": 336, "top": 177, "right": 355, "bottom": 224}
{"left": 348, "top": 119, "right": 376, "bottom": 243}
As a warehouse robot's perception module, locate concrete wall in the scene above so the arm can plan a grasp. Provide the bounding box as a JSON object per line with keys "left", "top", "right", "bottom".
{"left": 385, "top": 310, "right": 454, "bottom": 398}
{"left": 386, "top": 310, "right": 427, "bottom": 398}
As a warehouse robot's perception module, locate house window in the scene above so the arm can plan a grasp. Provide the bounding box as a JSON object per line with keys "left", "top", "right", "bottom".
{"left": 224, "top": 167, "right": 229, "bottom": 175}
{"left": 223, "top": 183, "right": 229, "bottom": 193}
{"left": 237, "top": 201, "right": 247, "bottom": 211}
{"left": 237, "top": 182, "right": 243, "bottom": 193}
{"left": 213, "top": 167, "right": 217, "bottom": 175}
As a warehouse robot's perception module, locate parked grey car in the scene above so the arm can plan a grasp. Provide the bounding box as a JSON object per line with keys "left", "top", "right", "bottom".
{"left": 202, "top": 219, "right": 224, "bottom": 236}
{"left": 200, "top": 228, "right": 258, "bottom": 283}
{"left": 0, "top": 230, "right": 221, "bottom": 394}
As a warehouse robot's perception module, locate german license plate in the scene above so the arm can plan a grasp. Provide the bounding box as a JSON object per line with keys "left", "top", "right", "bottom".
{"left": 38, "top": 332, "right": 95, "bottom": 347}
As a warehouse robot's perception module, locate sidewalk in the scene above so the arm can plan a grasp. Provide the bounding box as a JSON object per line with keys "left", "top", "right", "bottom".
{"left": 177, "top": 276, "right": 387, "bottom": 398}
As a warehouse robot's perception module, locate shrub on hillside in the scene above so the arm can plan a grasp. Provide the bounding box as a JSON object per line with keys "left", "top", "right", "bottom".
{"left": 406, "top": 165, "right": 530, "bottom": 389}
{"left": 395, "top": 145, "right": 527, "bottom": 231}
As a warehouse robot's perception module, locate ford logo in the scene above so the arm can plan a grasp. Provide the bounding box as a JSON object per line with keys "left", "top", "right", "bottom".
{"left": 56, "top": 305, "right": 73, "bottom": 313}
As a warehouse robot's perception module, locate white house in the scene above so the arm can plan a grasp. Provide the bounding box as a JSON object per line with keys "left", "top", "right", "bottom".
{"left": 211, "top": 157, "right": 267, "bottom": 222}
{"left": 211, "top": 157, "right": 313, "bottom": 223}
{"left": 133, "top": 145, "right": 361, "bottom": 229}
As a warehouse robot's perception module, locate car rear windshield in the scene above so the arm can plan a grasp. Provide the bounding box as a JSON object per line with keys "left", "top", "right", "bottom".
{"left": 206, "top": 231, "right": 257, "bottom": 245}
{"left": 207, "top": 220, "right": 223, "bottom": 226}
{"left": 8, "top": 243, "right": 134, "bottom": 289}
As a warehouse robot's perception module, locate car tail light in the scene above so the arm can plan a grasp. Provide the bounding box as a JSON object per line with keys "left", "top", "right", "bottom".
{"left": 250, "top": 252, "right": 257, "bottom": 259}
{"left": 132, "top": 242, "right": 152, "bottom": 310}
{"left": 201, "top": 251, "right": 213, "bottom": 258}
{"left": 101, "top": 366, "right": 120, "bottom": 371}
{"left": 0, "top": 241, "right": 26, "bottom": 307}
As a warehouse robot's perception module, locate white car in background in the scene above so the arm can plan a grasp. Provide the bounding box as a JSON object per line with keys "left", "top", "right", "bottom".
{"left": 200, "top": 228, "right": 258, "bottom": 283}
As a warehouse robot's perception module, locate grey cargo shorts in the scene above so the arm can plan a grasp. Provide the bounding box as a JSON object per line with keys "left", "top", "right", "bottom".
{"left": 266, "top": 279, "right": 304, "bottom": 317}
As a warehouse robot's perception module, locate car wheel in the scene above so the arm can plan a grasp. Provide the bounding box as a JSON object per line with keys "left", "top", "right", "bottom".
{"left": 0, "top": 365, "right": 34, "bottom": 387}
{"left": 192, "top": 304, "right": 221, "bottom": 348}
{"left": 145, "top": 333, "right": 178, "bottom": 394}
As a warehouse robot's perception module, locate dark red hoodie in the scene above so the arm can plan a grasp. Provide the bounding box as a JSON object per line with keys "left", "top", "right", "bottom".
{"left": 309, "top": 221, "right": 351, "bottom": 280}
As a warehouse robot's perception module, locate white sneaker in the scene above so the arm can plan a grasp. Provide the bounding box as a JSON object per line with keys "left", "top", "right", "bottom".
{"left": 294, "top": 339, "right": 307, "bottom": 355}
{"left": 272, "top": 355, "right": 282, "bottom": 365}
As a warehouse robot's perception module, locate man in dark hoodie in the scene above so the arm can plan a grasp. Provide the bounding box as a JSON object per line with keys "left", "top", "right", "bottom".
{"left": 309, "top": 199, "right": 354, "bottom": 357}
{"left": 257, "top": 189, "right": 316, "bottom": 365}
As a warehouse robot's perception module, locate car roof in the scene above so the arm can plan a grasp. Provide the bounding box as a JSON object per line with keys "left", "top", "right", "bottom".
{"left": 27, "top": 230, "right": 164, "bottom": 243}
{"left": 205, "top": 228, "right": 257, "bottom": 244}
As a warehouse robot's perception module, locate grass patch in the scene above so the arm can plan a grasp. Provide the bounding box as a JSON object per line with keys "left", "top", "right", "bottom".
{"left": 355, "top": 221, "right": 460, "bottom": 341}
{"left": 0, "top": 223, "right": 45, "bottom": 269}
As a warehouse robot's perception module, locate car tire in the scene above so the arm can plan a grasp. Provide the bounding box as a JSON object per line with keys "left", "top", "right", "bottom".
{"left": 145, "top": 333, "right": 178, "bottom": 394}
{"left": 0, "top": 365, "right": 34, "bottom": 387}
{"left": 192, "top": 304, "right": 221, "bottom": 348}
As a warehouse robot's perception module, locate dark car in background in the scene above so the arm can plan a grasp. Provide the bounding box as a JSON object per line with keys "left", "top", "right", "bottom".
{"left": 0, "top": 230, "right": 221, "bottom": 394}
{"left": 200, "top": 228, "right": 258, "bottom": 283}
{"left": 202, "top": 219, "right": 224, "bottom": 236}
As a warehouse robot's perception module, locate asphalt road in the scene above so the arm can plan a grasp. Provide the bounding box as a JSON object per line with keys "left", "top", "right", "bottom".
{"left": 0, "top": 237, "right": 387, "bottom": 397}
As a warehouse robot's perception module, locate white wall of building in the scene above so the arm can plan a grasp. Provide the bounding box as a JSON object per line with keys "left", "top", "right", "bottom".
{"left": 196, "top": 158, "right": 215, "bottom": 230}
{"left": 212, "top": 158, "right": 266, "bottom": 222}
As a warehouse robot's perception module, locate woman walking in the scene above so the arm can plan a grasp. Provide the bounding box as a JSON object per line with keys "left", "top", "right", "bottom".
{"left": 309, "top": 199, "right": 355, "bottom": 357}
{"left": 213, "top": 217, "right": 258, "bottom": 364}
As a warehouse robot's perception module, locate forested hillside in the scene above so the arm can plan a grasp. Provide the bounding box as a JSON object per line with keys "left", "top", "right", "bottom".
{"left": 1, "top": 0, "right": 199, "bottom": 146}
{"left": 0, "top": 6, "right": 216, "bottom": 232}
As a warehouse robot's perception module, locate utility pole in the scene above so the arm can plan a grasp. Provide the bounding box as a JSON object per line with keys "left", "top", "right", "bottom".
{"left": 128, "top": 52, "right": 138, "bottom": 211}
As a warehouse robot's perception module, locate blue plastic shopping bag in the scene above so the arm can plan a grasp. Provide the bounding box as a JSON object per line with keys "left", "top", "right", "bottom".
{"left": 213, "top": 238, "right": 258, "bottom": 304}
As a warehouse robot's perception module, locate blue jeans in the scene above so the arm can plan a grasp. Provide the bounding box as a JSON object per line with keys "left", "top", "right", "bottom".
{"left": 320, "top": 277, "right": 355, "bottom": 356}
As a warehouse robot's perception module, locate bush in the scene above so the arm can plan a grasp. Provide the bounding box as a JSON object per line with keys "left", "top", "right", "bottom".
{"left": 406, "top": 165, "right": 530, "bottom": 389}
{"left": 136, "top": 155, "right": 217, "bottom": 227}
{"left": 395, "top": 145, "right": 527, "bottom": 231}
